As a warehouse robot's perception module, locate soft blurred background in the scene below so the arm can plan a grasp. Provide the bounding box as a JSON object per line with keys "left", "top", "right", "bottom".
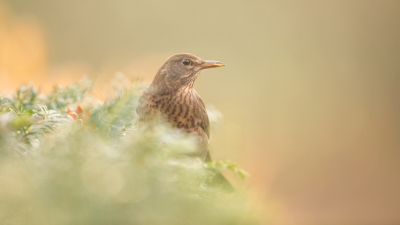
{"left": 1, "top": 0, "right": 400, "bottom": 224}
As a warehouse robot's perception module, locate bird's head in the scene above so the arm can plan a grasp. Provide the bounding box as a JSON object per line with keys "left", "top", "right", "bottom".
{"left": 150, "top": 53, "right": 224, "bottom": 93}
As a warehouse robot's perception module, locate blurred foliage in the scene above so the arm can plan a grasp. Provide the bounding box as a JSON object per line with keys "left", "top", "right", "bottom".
{"left": 0, "top": 78, "right": 255, "bottom": 225}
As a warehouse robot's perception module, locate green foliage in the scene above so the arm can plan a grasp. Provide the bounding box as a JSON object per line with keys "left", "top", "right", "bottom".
{"left": 0, "top": 78, "right": 255, "bottom": 225}
{"left": 89, "top": 86, "right": 138, "bottom": 137}
{"left": 207, "top": 160, "right": 250, "bottom": 180}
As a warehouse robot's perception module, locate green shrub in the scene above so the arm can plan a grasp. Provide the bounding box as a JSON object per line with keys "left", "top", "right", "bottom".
{"left": 0, "top": 78, "right": 256, "bottom": 225}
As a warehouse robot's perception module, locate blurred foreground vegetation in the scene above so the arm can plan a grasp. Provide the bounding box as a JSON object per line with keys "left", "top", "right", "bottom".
{"left": 0, "top": 78, "right": 255, "bottom": 225}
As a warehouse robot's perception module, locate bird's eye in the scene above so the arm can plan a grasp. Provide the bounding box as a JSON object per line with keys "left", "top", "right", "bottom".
{"left": 182, "top": 59, "right": 191, "bottom": 66}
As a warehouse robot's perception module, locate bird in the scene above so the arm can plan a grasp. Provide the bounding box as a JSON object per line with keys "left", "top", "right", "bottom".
{"left": 137, "top": 53, "right": 232, "bottom": 190}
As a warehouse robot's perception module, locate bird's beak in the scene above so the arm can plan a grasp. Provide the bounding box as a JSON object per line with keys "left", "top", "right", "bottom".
{"left": 200, "top": 60, "right": 225, "bottom": 69}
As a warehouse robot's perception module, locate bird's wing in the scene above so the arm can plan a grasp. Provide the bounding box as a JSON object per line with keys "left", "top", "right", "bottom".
{"left": 136, "top": 91, "right": 153, "bottom": 123}
{"left": 193, "top": 91, "right": 210, "bottom": 138}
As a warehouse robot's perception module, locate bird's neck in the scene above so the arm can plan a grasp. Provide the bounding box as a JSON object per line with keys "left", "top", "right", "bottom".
{"left": 175, "top": 86, "right": 195, "bottom": 97}
{"left": 149, "top": 83, "right": 194, "bottom": 96}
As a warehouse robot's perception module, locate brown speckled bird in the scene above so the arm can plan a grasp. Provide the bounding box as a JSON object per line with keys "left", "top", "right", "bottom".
{"left": 137, "top": 53, "right": 225, "bottom": 161}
